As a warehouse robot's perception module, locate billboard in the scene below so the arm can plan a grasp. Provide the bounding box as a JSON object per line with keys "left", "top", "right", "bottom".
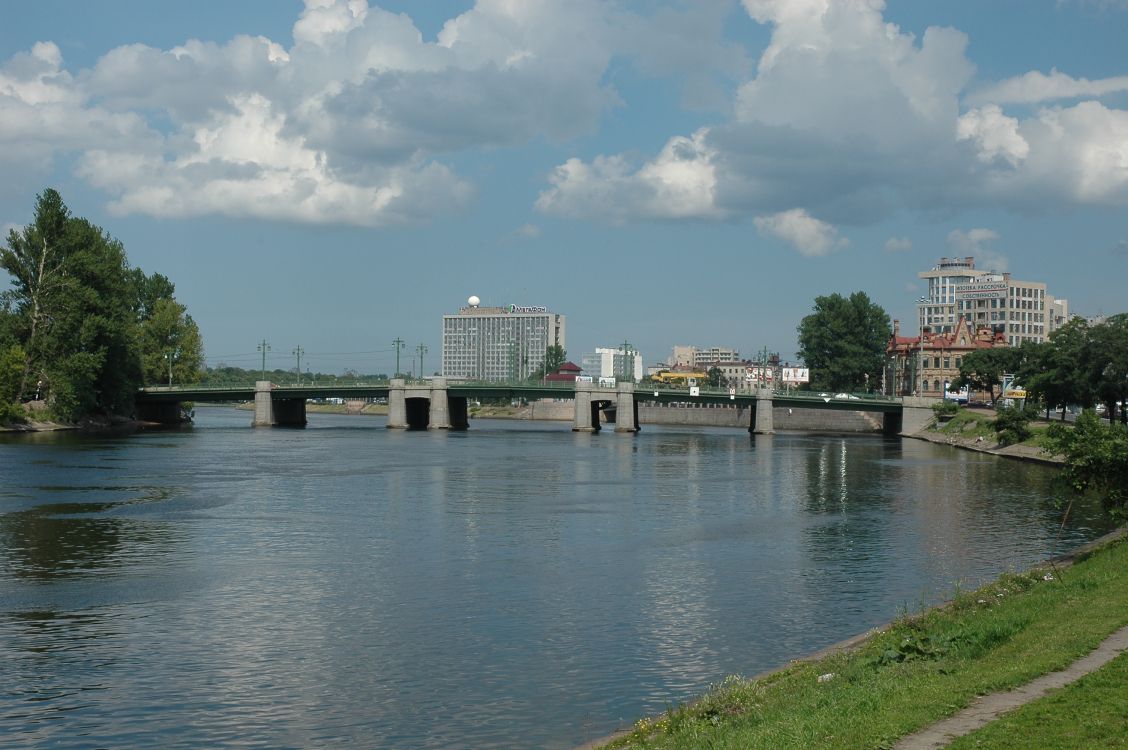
{"left": 782, "top": 367, "right": 809, "bottom": 384}
{"left": 954, "top": 281, "right": 1007, "bottom": 301}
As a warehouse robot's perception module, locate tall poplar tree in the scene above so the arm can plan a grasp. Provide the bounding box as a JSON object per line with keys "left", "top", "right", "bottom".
{"left": 797, "top": 292, "right": 891, "bottom": 392}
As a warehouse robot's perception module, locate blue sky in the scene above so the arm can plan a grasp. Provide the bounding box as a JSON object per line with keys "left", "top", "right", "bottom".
{"left": 2, "top": 0, "right": 1126, "bottom": 376}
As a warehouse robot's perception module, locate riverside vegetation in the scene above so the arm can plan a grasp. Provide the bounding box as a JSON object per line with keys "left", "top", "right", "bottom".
{"left": 602, "top": 532, "right": 1128, "bottom": 750}
{"left": 1, "top": 189, "right": 203, "bottom": 426}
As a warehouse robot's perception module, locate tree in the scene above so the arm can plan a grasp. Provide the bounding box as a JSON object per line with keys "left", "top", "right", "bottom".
{"left": 530, "top": 344, "right": 567, "bottom": 381}
{"left": 0, "top": 343, "right": 27, "bottom": 423}
{"left": 797, "top": 292, "right": 890, "bottom": 392}
{"left": 1, "top": 188, "right": 71, "bottom": 400}
{"left": 952, "top": 348, "right": 1017, "bottom": 404}
{"left": 706, "top": 366, "right": 724, "bottom": 388}
{"left": 1090, "top": 314, "right": 1128, "bottom": 423}
{"left": 1045, "top": 411, "right": 1128, "bottom": 521}
{"left": 138, "top": 298, "right": 204, "bottom": 385}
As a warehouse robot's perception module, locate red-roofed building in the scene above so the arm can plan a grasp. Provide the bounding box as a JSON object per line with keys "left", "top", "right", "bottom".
{"left": 544, "top": 361, "right": 583, "bottom": 382}
{"left": 885, "top": 317, "right": 1007, "bottom": 398}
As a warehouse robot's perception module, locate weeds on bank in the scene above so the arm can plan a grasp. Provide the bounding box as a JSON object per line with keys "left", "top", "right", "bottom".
{"left": 605, "top": 537, "right": 1128, "bottom": 750}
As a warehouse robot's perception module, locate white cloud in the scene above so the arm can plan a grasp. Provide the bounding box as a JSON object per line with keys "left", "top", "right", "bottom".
{"left": 514, "top": 223, "right": 541, "bottom": 239}
{"left": 540, "top": 0, "right": 1128, "bottom": 226}
{"left": 0, "top": 0, "right": 624, "bottom": 227}
{"left": 947, "top": 228, "right": 1008, "bottom": 271}
{"left": 754, "top": 208, "right": 847, "bottom": 257}
{"left": 968, "top": 69, "right": 1128, "bottom": 106}
{"left": 957, "top": 105, "right": 1029, "bottom": 166}
{"left": 536, "top": 128, "right": 725, "bottom": 221}
{"left": 884, "top": 236, "right": 912, "bottom": 252}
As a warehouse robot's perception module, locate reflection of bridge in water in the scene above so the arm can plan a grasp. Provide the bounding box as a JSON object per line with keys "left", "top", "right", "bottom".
{"left": 137, "top": 379, "right": 937, "bottom": 435}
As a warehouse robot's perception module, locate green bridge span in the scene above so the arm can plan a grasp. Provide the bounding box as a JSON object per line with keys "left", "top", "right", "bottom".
{"left": 136, "top": 379, "right": 933, "bottom": 435}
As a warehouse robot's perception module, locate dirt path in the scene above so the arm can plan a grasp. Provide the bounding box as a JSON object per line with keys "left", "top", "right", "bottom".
{"left": 893, "top": 624, "right": 1128, "bottom": 749}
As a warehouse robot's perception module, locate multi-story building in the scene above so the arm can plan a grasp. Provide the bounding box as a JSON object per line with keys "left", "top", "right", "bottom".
{"left": 581, "top": 347, "right": 644, "bottom": 382}
{"left": 667, "top": 345, "right": 741, "bottom": 368}
{"left": 441, "top": 297, "right": 566, "bottom": 381}
{"left": 916, "top": 257, "right": 1067, "bottom": 346}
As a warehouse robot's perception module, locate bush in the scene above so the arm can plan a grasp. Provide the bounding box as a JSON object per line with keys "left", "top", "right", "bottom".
{"left": 932, "top": 400, "right": 959, "bottom": 418}
{"left": 1045, "top": 411, "right": 1128, "bottom": 521}
{"left": 994, "top": 402, "right": 1039, "bottom": 446}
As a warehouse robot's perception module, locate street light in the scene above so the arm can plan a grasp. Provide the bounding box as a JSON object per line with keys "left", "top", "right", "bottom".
{"left": 165, "top": 349, "right": 177, "bottom": 387}
{"left": 258, "top": 339, "right": 271, "bottom": 382}
{"left": 416, "top": 343, "right": 428, "bottom": 380}
{"left": 293, "top": 346, "right": 305, "bottom": 385}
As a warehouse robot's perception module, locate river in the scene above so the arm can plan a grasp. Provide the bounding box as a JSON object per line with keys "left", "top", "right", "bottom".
{"left": 0, "top": 408, "right": 1112, "bottom": 749}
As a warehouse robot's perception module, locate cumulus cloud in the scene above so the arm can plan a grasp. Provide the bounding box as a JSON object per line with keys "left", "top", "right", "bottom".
{"left": 536, "top": 128, "right": 725, "bottom": 221}
{"left": 968, "top": 69, "right": 1128, "bottom": 106}
{"left": 0, "top": 0, "right": 625, "bottom": 227}
{"left": 754, "top": 208, "right": 847, "bottom": 256}
{"left": 538, "top": 0, "right": 1128, "bottom": 226}
{"left": 947, "top": 228, "right": 1008, "bottom": 271}
{"left": 884, "top": 237, "right": 912, "bottom": 253}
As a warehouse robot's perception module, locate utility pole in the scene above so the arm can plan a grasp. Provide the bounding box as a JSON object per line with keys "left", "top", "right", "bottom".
{"left": 392, "top": 337, "right": 405, "bottom": 377}
{"left": 257, "top": 339, "right": 271, "bottom": 382}
{"left": 293, "top": 346, "right": 304, "bottom": 385}
{"left": 416, "top": 343, "right": 428, "bottom": 380}
{"left": 165, "top": 350, "right": 176, "bottom": 387}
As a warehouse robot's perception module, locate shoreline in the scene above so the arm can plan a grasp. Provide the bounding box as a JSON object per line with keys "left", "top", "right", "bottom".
{"left": 573, "top": 523, "right": 1128, "bottom": 750}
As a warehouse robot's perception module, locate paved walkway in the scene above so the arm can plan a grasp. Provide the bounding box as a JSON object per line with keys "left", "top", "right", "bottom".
{"left": 894, "top": 623, "right": 1128, "bottom": 749}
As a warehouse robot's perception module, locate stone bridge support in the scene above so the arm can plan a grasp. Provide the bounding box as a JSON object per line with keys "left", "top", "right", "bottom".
{"left": 752, "top": 387, "right": 774, "bottom": 434}
{"left": 253, "top": 381, "right": 307, "bottom": 427}
{"left": 898, "top": 396, "right": 937, "bottom": 435}
{"left": 614, "top": 382, "right": 638, "bottom": 433}
{"left": 387, "top": 378, "right": 407, "bottom": 429}
{"left": 572, "top": 380, "right": 599, "bottom": 432}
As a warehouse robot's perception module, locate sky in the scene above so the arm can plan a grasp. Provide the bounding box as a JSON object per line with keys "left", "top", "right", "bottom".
{"left": 1, "top": 0, "right": 1126, "bottom": 377}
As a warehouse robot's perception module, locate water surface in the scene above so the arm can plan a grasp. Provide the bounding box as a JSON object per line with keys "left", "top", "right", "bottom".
{"left": 0, "top": 408, "right": 1110, "bottom": 748}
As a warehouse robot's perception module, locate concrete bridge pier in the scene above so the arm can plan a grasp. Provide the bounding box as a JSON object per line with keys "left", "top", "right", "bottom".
{"left": 387, "top": 378, "right": 407, "bottom": 429}
{"left": 572, "top": 380, "right": 599, "bottom": 432}
{"left": 614, "top": 382, "right": 639, "bottom": 433}
{"left": 253, "top": 381, "right": 307, "bottom": 427}
{"left": 752, "top": 387, "right": 774, "bottom": 434}
{"left": 898, "top": 396, "right": 937, "bottom": 435}
{"left": 429, "top": 377, "right": 452, "bottom": 430}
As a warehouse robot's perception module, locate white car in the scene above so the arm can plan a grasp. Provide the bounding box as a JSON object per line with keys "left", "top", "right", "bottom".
{"left": 834, "top": 393, "right": 861, "bottom": 400}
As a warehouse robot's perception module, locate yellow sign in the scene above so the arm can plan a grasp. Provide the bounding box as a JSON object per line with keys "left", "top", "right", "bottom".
{"left": 1004, "top": 388, "right": 1026, "bottom": 399}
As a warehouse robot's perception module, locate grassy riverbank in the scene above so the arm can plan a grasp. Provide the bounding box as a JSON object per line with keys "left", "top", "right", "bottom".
{"left": 599, "top": 529, "right": 1128, "bottom": 750}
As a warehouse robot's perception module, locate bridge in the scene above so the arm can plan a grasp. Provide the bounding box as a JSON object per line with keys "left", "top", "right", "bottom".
{"left": 136, "top": 379, "right": 936, "bottom": 435}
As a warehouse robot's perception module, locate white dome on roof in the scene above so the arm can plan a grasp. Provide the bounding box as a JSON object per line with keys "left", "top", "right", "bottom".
{"left": 468, "top": 295, "right": 480, "bottom": 307}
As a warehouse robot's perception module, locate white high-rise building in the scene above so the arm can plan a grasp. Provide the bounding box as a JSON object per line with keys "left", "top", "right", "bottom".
{"left": 581, "top": 346, "right": 644, "bottom": 382}
{"left": 442, "top": 297, "right": 566, "bottom": 381}
{"left": 916, "top": 257, "right": 1066, "bottom": 346}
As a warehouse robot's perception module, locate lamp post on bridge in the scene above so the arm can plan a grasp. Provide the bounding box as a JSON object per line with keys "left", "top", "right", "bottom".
{"left": 165, "top": 349, "right": 177, "bottom": 387}
{"left": 258, "top": 339, "right": 271, "bottom": 382}
{"left": 392, "top": 337, "right": 405, "bottom": 378}
{"left": 416, "top": 343, "right": 428, "bottom": 381}
{"left": 292, "top": 346, "right": 304, "bottom": 385}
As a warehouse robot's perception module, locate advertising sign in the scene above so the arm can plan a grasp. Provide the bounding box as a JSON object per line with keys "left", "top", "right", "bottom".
{"left": 943, "top": 381, "right": 969, "bottom": 403}
{"left": 954, "top": 281, "right": 1007, "bottom": 301}
{"left": 782, "top": 367, "right": 809, "bottom": 384}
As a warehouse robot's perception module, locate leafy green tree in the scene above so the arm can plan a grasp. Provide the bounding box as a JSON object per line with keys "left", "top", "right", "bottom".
{"left": 138, "top": 297, "right": 204, "bottom": 385}
{"left": 706, "top": 366, "right": 724, "bottom": 388}
{"left": 1045, "top": 411, "right": 1128, "bottom": 520}
{"left": 1090, "top": 314, "right": 1128, "bottom": 423}
{"left": 994, "top": 401, "right": 1039, "bottom": 446}
{"left": 0, "top": 343, "right": 27, "bottom": 423}
{"left": 530, "top": 344, "right": 567, "bottom": 380}
{"left": 1, "top": 188, "right": 72, "bottom": 399}
{"left": 952, "top": 347, "right": 1019, "bottom": 404}
{"left": 797, "top": 291, "right": 890, "bottom": 392}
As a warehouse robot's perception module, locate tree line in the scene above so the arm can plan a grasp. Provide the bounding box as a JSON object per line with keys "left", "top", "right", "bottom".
{"left": 1, "top": 189, "right": 203, "bottom": 424}
{"left": 954, "top": 315, "right": 1128, "bottom": 423}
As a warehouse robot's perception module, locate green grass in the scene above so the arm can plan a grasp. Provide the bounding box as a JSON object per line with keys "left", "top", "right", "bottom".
{"left": 936, "top": 409, "right": 998, "bottom": 441}
{"left": 603, "top": 534, "right": 1128, "bottom": 750}
{"left": 947, "top": 652, "right": 1128, "bottom": 749}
